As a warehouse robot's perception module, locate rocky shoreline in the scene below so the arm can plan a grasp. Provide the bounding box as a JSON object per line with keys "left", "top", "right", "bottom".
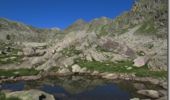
{"left": 0, "top": 71, "right": 167, "bottom": 100}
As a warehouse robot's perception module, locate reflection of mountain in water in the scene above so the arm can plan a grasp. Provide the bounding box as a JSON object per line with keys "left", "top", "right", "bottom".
{"left": 26, "top": 76, "right": 108, "bottom": 94}
{"left": 1, "top": 76, "right": 160, "bottom": 100}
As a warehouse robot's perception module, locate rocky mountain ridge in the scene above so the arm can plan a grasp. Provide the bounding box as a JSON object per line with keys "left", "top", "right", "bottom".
{"left": 0, "top": 0, "right": 168, "bottom": 73}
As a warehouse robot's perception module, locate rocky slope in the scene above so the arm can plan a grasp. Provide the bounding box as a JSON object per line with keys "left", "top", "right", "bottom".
{"left": 0, "top": 0, "right": 168, "bottom": 74}
{"left": 0, "top": 18, "right": 64, "bottom": 42}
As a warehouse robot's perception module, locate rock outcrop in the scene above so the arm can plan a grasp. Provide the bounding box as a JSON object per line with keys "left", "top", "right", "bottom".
{"left": 6, "top": 89, "right": 55, "bottom": 100}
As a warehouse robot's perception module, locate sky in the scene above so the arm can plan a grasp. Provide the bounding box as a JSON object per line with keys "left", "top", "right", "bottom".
{"left": 0, "top": 0, "right": 134, "bottom": 29}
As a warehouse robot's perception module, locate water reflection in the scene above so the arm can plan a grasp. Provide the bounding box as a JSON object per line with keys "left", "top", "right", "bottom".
{"left": 1, "top": 76, "right": 141, "bottom": 100}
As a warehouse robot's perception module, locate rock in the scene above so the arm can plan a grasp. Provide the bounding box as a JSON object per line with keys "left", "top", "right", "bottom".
{"left": 6, "top": 89, "right": 55, "bottom": 100}
{"left": 86, "top": 53, "right": 93, "bottom": 61}
{"left": 20, "top": 75, "right": 41, "bottom": 81}
{"left": 58, "top": 68, "right": 70, "bottom": 74}
{"left": 102, "top": 73, "right": 118, "bottom": 79}
{"left": 158, "top": 90, "right": 167, "bottom": 96}
{"left": 60, "top": 57, "right": 75, "bottom": 67}
{"left": 156, "top": 96, "right": 168, "bottom": 100}
{"left": 148, "top": 54, "right": 167, "bottom": 71}
{"left": 133, "top": 56, "right": 149, "bottom": 67}
{"left": 84, "top": 49, "right": 107, "bottom": 62}
{"left": 148, "top": 78, "right": 160, "bottom": 85}
{"left": 23, "top": 47, "right": 35, "bottom": 57}
{"left": 126, "top": 66, "right": 132, "bottom": 70}
{"left": 125, "top": 46, "right": 136, "bottom": 59}
{"left": 31, "top": 57, "right": 46, "bottom": 67}
{"left": 35, "top": 50, "right": 46, "bottom": 56}
{"left": 9, "top": 56, "right": 17, "bottom": 60}
{"left": 71, "top": 64, "right": 87, "bottom": 73}
{"left": 23, "top": 47, "right": 46, "bottom": 57}
{"left": 92, "top": 70, "right": 100, "bottom": 75}
{"left": 17, "top": 51, "right": 23, "bottom": 56}
{"left": 14, "top": 71, "right": 20, "bottom": 75}
{"left": 137, "top": 90, "right": 160, "bottom": 98}
{"left": 133, "top": 83, "right": 146, "bottom": 90}
{"left": 130, "top": 98, "right": 140, "bottom": 100}
{"left": 160, "top": 82, "right": 167, "bottom": 89}
{"left": 110, "top": 54, "right": 128, "bottom": 62}
{"left": 99, "top": 39, "right": 119, "bottom": 52}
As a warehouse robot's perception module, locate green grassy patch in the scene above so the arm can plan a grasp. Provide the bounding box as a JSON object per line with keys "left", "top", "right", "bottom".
{"left": 75, "top": 59, "right": 167, "bottom": 78}
{"left": 0, "top": 48, "right": 23, "bottom": 65}
{"left": 61, "top": 46, "right": 82, "bottom": 57}
{"left": 136, "top": 20, "right": 157, "bottom": 35}
{"left": 0, "top": 68, "right": 39, "bottom": 77}
{"left": 0, "top": 92, "right": 21, "bottom": 100}
{"left": 115, "top": 28, "right": 129, "bottom": 35}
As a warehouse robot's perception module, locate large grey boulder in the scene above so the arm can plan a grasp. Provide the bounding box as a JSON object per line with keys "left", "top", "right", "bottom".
{"left": 6, "top": 89, "right": 55, "bottom": 100}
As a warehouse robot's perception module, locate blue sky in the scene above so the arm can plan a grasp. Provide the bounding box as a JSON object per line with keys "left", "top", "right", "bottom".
{"left": 0, "top": 0, "right": 134, "bottom": 29}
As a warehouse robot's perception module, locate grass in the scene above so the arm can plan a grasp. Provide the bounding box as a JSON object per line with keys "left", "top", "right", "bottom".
{"left": 0, "top": 92, "right": 21, "bottom": 100}
{"left": 0, "top": 68, "right": 39, "bottom": 77}
{"left": 136, "top": 19, "right": 157, "bottom": 35}
{"left": 61, "top": 46, "right": 81, "bottom": 57}
{"left": 0, "top": 47, "right": 23, "bottom": 65}
{"left": 75, "top": 59, "right": 167, "bottom": 78}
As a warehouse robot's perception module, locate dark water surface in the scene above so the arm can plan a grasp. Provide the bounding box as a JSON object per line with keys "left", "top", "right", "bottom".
{"left": 0, "top": 76, "right": 154, "bottom": 100}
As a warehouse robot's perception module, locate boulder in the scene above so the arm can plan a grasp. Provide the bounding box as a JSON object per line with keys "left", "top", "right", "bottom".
{"left": 72, "top": 64, "right": 81, "bottom": 73}
{"left": 130, "top": 98, "right": 140, "bottom": 100}
{"left": 101, "top": 73, "right": 118, "bottom": 79}
{"left": 34, "top": 50, "right": 46, "bottom": 56}
{"left": 148, "top": 56, "right": 167, "bottom": 71}
{"left": 31, "top": 57, "right": 47, "bottom": 67}
{"left": 133, "top": 83, "right": 146, "bottom": 90}
{"left": 137, "top": 90, "right": 160, "bottom": 98}
{"left": 133, "top": 56, "right": 149, "bottom": 67}
{"left": 6, "top": 89, "right": 55, "bottom": 100}
{"left": 58, "top": 68, "right": 70, "bottom": 74}
{"left": 23, "top": 47, "right": 35, "bottom": 57}
{"left": 86, "top": 53, "right": 93, "bottom": 61}
{"left": 90, "top": 51, "right": 107, "bottom": 62}
{"left": 158, "top": 90, "right": 167, "bottom": 96}
{"left": 60, "top": 57, "right": 75, "bottom": 67}
{"left": 71, "top": 64, "right": 87, "bottom": 73}
{"left": 160, "top": 82, "right": 167, "bottom": 89}
{"left": 20, "top": 76, "right": 41, "bottom": 81}
{"left": 17, "top": 51, "right": 23, "bottom": 56}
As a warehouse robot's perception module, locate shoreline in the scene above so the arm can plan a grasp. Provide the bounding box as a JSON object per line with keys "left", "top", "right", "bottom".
{"left": 0, "top": 71, "right": 166, "bottom": 87}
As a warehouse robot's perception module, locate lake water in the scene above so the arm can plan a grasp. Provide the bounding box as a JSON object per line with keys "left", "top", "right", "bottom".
{"left": 0, "top": 75, "right": 157, "bottom": 100}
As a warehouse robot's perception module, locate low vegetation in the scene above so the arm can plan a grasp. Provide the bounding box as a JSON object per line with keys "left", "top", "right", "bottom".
{"left": 0, "top": 92, "right": 21, "bottom": 100}
{"left": 136, "top": 19, "right": 157, "bottom": 35}
{"left": 75, "top": 59, "right": 167, "bottom": 78}
{"left": 61, "top": 46, "right": 81, "bottom": 57}
{"left": 0, "top": 68, "right": 39, "bottom": 77}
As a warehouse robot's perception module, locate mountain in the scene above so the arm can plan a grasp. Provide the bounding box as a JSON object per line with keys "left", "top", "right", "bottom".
{"left": 0, "top": 18, "right": 64, "bottom": 42}
{"left": 0, "top": 0, "right": 168, "bottom": 73}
